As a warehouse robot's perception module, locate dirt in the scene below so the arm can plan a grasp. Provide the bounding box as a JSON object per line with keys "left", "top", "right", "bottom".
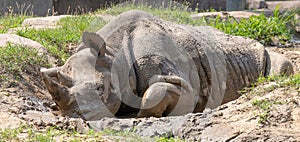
{"left": 0, "top": 46, "right": 298, "bottom": 141}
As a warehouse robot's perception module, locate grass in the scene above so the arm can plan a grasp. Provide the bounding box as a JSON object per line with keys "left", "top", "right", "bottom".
{"left": 0, "top": 15, "right": 29, "bottom": 33}
{"left": 0, "top": 125, "right": 183, "bottom": 142}
{"left": 97, "top": 4, "right": 203, "bottom": 25}
{"left": 257, "top": 74, "right": 300, "bottom": 88}
{"left": 98, "top": 5, "right": 296, "bottom": 46}
{"left": 251, "top": 98, "right": 283, "bottom": 124}
{"left": 245, "top": 73, "right": 300, "bottom": 124}
{"left": 16, "top": 15, "right": 107, "bottom": 63}
{"left": 208, "top": 6, "right": 295, "bottom": 45}
{"left": 0, "top": 44, "right": 49, "bottom": 87}
{"left": 240, "top": 73, "right": 300, "bottom": 96}
{"left": 0, "top": 14, "right": 107, "bottom": 64}
{"left": 0, "top": 125, "right": 103, "bottom": 142}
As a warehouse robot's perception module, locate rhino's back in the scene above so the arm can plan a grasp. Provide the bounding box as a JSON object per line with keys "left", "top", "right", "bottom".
{"left": 99, "top": 10, "right": 267, "bottom": 107}
{"left": 96, "top": 10, "right": 154, "bottom": 53}
{"left": 129, "top": 18, "right": 268, "bottom": 106}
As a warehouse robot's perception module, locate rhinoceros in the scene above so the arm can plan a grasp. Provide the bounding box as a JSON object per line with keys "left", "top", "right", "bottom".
{"left": 41, "top": 10, "right": 293, "bottom": 120}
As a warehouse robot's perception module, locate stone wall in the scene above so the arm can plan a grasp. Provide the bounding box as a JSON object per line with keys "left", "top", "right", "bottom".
{"left": 0, "top": 0, "right": 53, "bottom": 16}
{"left": 185, "top": 0, "right": 227, "bottom": 11}
{"left": 53, "top": 0, "right": 118, "bottom": 15}
{"left": 0, "top": 0, "right": 118, "bottom": 16}
{"left": 0, "top": 0, "right": 251, "bottom": 16}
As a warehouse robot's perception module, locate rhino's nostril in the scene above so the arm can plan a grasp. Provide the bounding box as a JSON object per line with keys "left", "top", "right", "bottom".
{"left": 96, "top": 85, "right": 102, "bottom": 91}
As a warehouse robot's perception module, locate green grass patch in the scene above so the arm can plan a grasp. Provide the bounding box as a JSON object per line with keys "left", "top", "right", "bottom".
{"left": 0, "top": 125, "right": 103, "bottom": 142}
{"left": 240, "top": 73, "right": 299, "bottom": 102}
{"left": 257, "top": 73, "right": 300, "bottom": 87}
{"left": 16, "top": 15, "right": 107, "bottom": 63}
{"left": 0, "top": 44, "right": 49, "bottom": 73}
{"left": 251, "top": 98, "right": 283, "bottom": 124}
{"left": 0, "top": 44, "right": 49, "bottom": 87}
{"left": 247, "top": 74, "right": 299, "bottom": 124}
{"left": 0, "top": 15, "right": 30, "bottom": 34}
{"left": 156, "top": 137, "right": 184, "bottom": 142}
{"left": 252, "top": 99, "right": 283, "bottom": 111}
{"left": 0, "top": 125, "right": 184, "bottom": 142}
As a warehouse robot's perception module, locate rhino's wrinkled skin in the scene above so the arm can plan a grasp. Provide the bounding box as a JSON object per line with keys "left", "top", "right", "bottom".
{"left": 41, "top": 10, "right": 293, "bottom": 120}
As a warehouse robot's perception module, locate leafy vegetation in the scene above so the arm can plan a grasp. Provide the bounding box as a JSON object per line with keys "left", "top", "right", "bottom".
{"left": 212, "top": 6, "right": 294, "bottom": 45}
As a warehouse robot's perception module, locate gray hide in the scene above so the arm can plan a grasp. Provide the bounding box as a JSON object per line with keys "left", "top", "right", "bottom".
{"left": 41, "top": 10, "right": 293, "bottom": 120}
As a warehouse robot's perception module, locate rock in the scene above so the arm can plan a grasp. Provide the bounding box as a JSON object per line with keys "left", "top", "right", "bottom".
{"left": 97, "top": 14, "right": 117, "bottom": 22}
{"left": 0, "top": 34, "right": 56, "bottom": 65}
{"left": 226, "top": 0, "right": 247, "bottom": 11}
{"left": 266, "top": 1, "right": 300, "bottom": 11}
{"left": 68, "top": 118, "right": 89, "bottom": 134}
{"left": 294, "top": 14, "right": 300, "bottom": 34}
{"left": 7, "top": 26, "right": 61, "bottom": 34}
{"left": 21, "top": 110, "right": 57, "bottom": 123}
{"left": 22, "top": 15, "right": 71, "bottom": 27}
{"left": 88, "top": 113, "right": 210, "bottom": 139}
{"left": 246, "top": 0, "right": 267, "bottom": 9}
{"left": 201, "top": 123, "right": 241, "bottom": 142}
{"left": 0, "top": 112, "right": 24, "bottom": 129}
{"left": 191, "top": 11, "right": 260, "bottom": 20}
{"left": 187, "top": 0, "right": 227, "bottom": 11}
{"left": 0, "top": 34, "right": 48, "bottom": 54}
{"left": 6, "top": 15, "right": 70, "bottom": 33}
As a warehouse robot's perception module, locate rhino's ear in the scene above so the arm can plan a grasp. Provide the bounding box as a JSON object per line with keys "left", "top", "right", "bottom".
{"left": 82, "top": 32, "right": 106, "bottom": 57}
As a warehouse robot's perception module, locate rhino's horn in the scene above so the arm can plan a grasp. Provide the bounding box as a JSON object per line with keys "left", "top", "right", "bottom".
{"left": 82, "top": 32, "right": 106, "bottom": 57}
{"left": 40, "top": 67, "right": 61, "bottom": 77}
{"left": 41, "top": 72, "right": 75, "bottom": 111}
{"left": 57, "top": 71, "right": 73, "bottom": 87}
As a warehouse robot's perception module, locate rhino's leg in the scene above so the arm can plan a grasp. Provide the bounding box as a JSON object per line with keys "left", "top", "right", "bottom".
{"left": 193, "top": 95, "right": 208, "bottom": 113}
{"left": 267, "top": 51, "right": 294, "bottom": 76}
{"left": 137, "top": 75, "right": 200, "bottom": 118}
{"left": 137, "top": 82, "right": 180, "bottom": 118}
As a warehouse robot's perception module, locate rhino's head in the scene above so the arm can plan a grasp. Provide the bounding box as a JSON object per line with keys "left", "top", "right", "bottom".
{"left": 41, "top": 32, "right": 121, "bottom": 120}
